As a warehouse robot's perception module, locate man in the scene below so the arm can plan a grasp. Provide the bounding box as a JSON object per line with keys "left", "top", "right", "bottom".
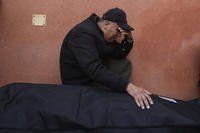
{"left": 60, "top": 8, "right": 153, "bottom": 109}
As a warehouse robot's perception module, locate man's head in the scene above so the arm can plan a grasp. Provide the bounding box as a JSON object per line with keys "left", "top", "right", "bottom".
{"left": 102, "top": 7, "right": 134, "bottom": 31}
{"left": 98, "top": 7, "right": 134, "bottom": 43}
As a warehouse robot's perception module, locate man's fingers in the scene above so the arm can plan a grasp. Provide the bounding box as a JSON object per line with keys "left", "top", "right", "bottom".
{"left": 127, "top": 83, "right": 153, "bottom": 110}
{"left": 118, "top": 27, "right": 129, "bottom": 34}
{"left": 141, "top": 94, "right": 150, "bottom": 109}
{"left": 134, "top": 92, "right": 153, "bottom": 109}
{"left": 121, "top": 32, "right": 129, "bottom": 35}
{"left": 137, "top": 95, "right": 145, "bottom": 109}
{"left": 144, "top": 89, "right": 151, "bottom": 95}
{"left": 144, "top": 93, "right": 153, "bottom": 105}
{"left": 133, "top": 95, "right": 140, "bottom": 107}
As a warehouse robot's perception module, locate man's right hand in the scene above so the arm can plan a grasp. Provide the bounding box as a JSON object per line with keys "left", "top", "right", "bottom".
{"left": 127, "top": 83, "right": 153, "bottom": 109}
{"left": 115, "top": 27, "right": 132, "bottom": 44}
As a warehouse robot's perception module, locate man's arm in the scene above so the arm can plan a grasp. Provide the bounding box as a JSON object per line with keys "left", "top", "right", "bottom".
{"left": 113, "top": 30, "right": 154, "bottom": 110}
{"left": 110, "top": 29, "right": 134, "bottom": 59}
{"left": 70, "top": 32, "right": 128, "bottom": 92}
{"left": 71, "top": 32, "right": 153, "bottom": 110}
{"left": 111, "top": 37, "right": 134, "bottom": 59}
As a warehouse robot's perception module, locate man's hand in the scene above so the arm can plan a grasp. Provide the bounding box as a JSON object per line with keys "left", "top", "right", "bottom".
{"left": 127, "top": 83, "right": 153, "bottom": 109}
{"left": 115, "top": 27, "right": 131, "bottom": 43}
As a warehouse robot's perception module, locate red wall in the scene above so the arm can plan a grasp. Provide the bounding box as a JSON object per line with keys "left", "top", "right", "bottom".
{"left": 0, "top": 0, "right": 200, "bottom": 100}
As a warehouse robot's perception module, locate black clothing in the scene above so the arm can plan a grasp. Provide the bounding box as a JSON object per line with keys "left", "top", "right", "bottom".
{"left": 0, "top": 83, "right": 200, "bottom": 133}
{"left": 199, "top": 73, "right": 200, "bottom": 87}
{"left": 60, "top": 14, "right": 133, "bottom": 92}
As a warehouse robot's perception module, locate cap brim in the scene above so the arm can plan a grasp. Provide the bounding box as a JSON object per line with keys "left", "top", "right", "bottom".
{"left": 118, "top": 22, "right": 134, "bottom": 31}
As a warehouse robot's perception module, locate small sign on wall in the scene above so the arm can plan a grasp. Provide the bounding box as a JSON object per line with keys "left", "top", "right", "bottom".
{"left": 32, "top": 14, "right": 47, "bottom": 26}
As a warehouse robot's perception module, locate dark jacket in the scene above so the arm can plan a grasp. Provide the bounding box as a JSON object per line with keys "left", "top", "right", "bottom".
{"left": 60, "top": 14, "right": 133, "bottom": 92}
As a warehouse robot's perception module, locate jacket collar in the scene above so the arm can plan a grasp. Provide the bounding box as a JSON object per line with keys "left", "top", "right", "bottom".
{"left": 87, "top": 13, "right": 103, "bottom": 35}
{"left": 88, "top": 13, "right": 100, "bottom": 23}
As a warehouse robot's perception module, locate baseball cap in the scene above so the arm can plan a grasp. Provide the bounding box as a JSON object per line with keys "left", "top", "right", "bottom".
{"left": 102, "top": 7, "right": 134, "bottom": 31}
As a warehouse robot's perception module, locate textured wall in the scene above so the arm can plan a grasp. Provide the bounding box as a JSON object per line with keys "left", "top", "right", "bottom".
{"left": 0, "top": 0, "right": 199, "bottom": 100}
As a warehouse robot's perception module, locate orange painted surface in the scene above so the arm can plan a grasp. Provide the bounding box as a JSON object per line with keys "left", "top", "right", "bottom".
{"left": 0, "top": 0, "right": 199, "bottom": 100}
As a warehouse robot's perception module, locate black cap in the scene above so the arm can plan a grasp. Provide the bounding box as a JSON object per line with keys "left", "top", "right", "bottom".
{"left": 102, "top": 7, "right": 134, "bottom": 31}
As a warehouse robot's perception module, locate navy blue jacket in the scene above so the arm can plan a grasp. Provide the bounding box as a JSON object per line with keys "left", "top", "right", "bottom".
{"left": 60, "top": 14, "right": 133, "bottom": 92}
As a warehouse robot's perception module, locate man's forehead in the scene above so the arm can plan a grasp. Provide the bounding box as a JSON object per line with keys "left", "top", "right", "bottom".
{"left": 110, "top": 21, "right": 120, "bottom": 28}
{"left": 108, "top": 20, "right": 118, "bottom": 25}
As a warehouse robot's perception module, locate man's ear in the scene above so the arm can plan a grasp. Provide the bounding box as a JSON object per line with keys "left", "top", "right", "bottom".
{"left": 100, "top": 24, "right": 106, "bottom": 32}
{"left": 100, "top": 20, "right": 110, "bottom": 32}
{"left": 103, "top": 20, "right": 110, "bottom": 29}
{"left": 102, "top": 22, "right": 109, "bottom": 31}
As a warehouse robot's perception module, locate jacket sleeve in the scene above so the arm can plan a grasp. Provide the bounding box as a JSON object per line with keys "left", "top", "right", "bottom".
{"left": 70, "top": 32, "right": 128, "bottom": 92}
{"left": 111, "top": 37, "right": 134, "bottom": 59}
